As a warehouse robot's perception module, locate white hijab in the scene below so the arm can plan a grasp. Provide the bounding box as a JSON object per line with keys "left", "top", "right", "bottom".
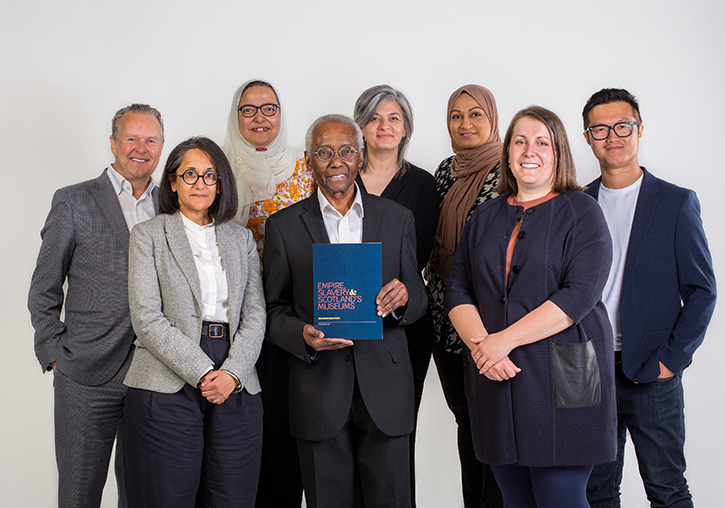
{"left": 223, "top": 79, "right": 297, "bottom": 224}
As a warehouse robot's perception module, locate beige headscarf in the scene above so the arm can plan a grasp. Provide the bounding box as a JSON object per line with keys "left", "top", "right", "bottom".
{"left": 223, "top": 79, "right": 298, "bottom": 225}
{"left": 430, "top": 85, "right": 502, "bottom": 282}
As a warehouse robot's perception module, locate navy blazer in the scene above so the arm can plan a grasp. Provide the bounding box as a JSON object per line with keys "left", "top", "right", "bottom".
{"left": 263, "top": 190, "right": 428, "bottom": 441}
{"left": 585, "top": 168, "right": 716, "bottom": 383}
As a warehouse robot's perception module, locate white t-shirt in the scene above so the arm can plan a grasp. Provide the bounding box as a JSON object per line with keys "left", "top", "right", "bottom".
{"left": 597, "top": 175, "right": 643, "bottom": 351}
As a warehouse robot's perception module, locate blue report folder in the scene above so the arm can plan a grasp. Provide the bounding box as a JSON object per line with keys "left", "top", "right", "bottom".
{"left": 313, "top": 243, "right": 383, "bottom": 340}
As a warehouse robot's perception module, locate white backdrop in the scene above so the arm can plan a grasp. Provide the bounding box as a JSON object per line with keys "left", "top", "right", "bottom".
{"left": 1, "top": 1, "right": 722, "bottom": 507}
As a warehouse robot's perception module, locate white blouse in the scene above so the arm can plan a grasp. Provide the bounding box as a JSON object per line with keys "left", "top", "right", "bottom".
{"left": 179, "top": 212, "right": 229, "bottom": 323}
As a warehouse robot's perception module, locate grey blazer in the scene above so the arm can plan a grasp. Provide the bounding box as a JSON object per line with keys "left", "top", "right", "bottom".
{"left": 124, "top": 211, "right": 266, "bottom": 394}
{"left": 28, "top": 169, "right": 158, "bottom": 385}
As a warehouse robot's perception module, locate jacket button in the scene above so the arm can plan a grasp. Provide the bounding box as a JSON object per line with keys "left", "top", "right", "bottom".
{"left": 518, "top": 231, "right": 526, "bottom": 239}
{"left": 526, "top": 208, "right": 535, "bottom": 215}
{"left": 345, "top": 355, "right": 352, "bottom": 362}
{"left": 502, "top": 296, "right": 506, "bottom": 303}
{"left": 512, "top": 265, "right": 520, "bottom": 274}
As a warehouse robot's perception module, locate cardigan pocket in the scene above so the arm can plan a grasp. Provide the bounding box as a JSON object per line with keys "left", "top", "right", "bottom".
{"left": 552, "top": 340, "right": 601, "bottom": 408}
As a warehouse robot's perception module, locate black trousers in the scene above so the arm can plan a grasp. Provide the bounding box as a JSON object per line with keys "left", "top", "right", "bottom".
{"left": 433, "top": 341, "right": 503, "bottom": 508}
{"left": 254, "top": 341, "right": 303, "bottom": 508}
{"left": 124, "top": 332, "right": 263, "bottom": 508}
{"left": 405, "top": 311, "right": 435, "bottom": 507}
{"left": 297, "top": 380, "right": 411, "bottom": 508}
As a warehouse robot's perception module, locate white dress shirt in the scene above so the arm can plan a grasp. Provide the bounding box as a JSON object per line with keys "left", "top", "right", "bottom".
{"left": 106, "top": 165, "right": 156, "bottom": 232}
{"left": 179, "top": 213, "right": 229, "bottom": 323}
{"left": 317, "top": 183, "right": 364, "bottom": 244}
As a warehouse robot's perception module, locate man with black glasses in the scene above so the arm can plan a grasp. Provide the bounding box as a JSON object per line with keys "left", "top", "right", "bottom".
{"left": 581, "top": 88, "right": 716, "bottom": 508}
{"left": 263, "top": 114, "right": 427, "bottom": 508}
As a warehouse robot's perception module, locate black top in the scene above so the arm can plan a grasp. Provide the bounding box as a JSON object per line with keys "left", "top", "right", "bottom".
{"left": 357, "top": 163, "right": 439, "bottom": 272}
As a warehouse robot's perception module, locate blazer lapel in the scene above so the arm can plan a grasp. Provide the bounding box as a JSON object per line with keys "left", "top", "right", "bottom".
{"left": 165, "top": 212, "right": 203, "bottom": 310}
{"left": 361, "top": 191, "right": 381, "bottom": 243}
{"left": 585, "top": 177, "right": 602, "bottom": 199}
{"left": 622, "top": 168, "right": 659, "bottom": 294}
{"left": 91, "top": 169, "right": 130, "bottom": 252}
{"left": 300, "top": 192, "right": 331, "bottom": 244}
{"left": 152, "top": 186, "right": 160, "bottom": 214}
{"left": 216, "top": 222, "right": 243, "bottom": 326}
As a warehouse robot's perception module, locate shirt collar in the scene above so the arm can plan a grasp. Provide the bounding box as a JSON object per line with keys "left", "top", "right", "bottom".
{"left": 179, "top": 211, "right": 216, "bottom": 232}
{"left": 317, "top": 182, "right": 364, "bottom": 218}
{"left": 107, "top": 165, "right": 155, "bottom": 199}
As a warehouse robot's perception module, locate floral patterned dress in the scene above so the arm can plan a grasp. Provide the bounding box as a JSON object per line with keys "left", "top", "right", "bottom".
{"left": 422, "top": 155, "right": 500, "bottom": 353}
{"left": 246, "top": 157, "right": 315, "bottom": 257}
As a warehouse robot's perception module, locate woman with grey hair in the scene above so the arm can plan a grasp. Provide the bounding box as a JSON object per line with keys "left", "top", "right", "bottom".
{"left": 353, "top": 84, "right": 439, "bottom": 507}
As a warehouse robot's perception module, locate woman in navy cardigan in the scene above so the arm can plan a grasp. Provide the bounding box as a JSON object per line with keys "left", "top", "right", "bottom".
{"left": 446, "top": 106, "right": 616, "bottom": 507}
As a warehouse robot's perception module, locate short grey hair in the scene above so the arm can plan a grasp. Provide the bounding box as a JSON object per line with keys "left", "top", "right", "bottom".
{"left": 305, "top": 114, "right": 364, "bottom": 153}
{"left": 353, "top": 84, "right": 414, "bottom": 170}
{"left": 111, "top": 103, "right": 164, "bottom": 142}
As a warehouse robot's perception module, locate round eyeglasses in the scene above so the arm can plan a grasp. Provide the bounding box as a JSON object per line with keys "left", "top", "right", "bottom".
{"left": 312, "top": 145, "right": 359, "bottom": 161}
{"left": 237, "top": 103, "right": 280, "bottom": 118}
{"left": 586, "top": 121, "right": 642, "bottom": 141}
{"left": 176, "top": 169, "right": 219, "bottom": 186}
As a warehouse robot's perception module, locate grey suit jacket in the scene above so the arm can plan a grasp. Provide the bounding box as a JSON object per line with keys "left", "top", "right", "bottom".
{"left": 28, "top": 169, "right": 158, "bottom": 385}
{"left": 124, "top": 211, "right": 266, "bottom": 394}
{"left": 264, "top": 191, "right": 427, "bottom": 441}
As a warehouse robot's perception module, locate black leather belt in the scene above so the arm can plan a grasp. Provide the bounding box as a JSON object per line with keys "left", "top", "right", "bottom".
{"left": 201, "top": 321, "right": 229, "bottom": 339}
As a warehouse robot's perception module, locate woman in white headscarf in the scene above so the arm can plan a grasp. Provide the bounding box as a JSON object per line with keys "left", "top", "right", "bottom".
{"left": 223, "top": 79, "right": 313, "bottom": 508}
{"left": 223, "top": 79, "right": 315, "bottom": 256}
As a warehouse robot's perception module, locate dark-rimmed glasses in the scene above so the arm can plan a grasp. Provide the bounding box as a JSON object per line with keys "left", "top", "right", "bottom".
{"left": 312, "top": 145, "right": 359, "bottom": 161}
{"left": 586, "top": 121, "right": 642, "bottom": 141}
{"left": 176, "top": 170, "right": 219, "bottom": 186}
{"left": 237, "top": 103, "right": 280, "bottom": 118}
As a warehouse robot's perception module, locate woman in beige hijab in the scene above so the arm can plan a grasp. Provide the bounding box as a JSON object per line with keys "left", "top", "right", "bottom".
{"left": 423, "top": 84, "right": 504, "bottom": 508}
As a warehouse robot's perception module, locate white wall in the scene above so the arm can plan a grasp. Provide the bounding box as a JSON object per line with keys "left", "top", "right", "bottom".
{"left": 1, "top": 1, "right": 722, "bottom": 506}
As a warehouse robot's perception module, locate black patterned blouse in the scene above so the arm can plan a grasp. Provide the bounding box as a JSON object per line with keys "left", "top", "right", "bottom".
{"left": 422, "top": 156, "right": 500, "bottom": 353}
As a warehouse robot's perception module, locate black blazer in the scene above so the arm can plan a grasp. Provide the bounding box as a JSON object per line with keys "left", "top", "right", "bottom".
{"left": 263, "top": 190, "right": 428, "bottom": 441}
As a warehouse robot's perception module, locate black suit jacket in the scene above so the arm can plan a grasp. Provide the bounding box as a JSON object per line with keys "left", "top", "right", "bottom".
{"left": 263, "top": 190, "right": 427, "bottom": 441}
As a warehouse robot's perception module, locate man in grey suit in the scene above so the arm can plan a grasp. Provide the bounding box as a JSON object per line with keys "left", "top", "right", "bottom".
{"left": 263, "top": 114, "right": 427, "bottom": 508}
{"left": 28, "top": 103, "right": 164, "bottom": 508}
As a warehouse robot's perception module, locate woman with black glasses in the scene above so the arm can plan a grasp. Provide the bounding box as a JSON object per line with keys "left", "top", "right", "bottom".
{"left": 124, "top": 137, "right": 266, "bottom": 507}
{"left": 223, "top": 79, "right": 313, "bottom": 507}
{"left": 223, "top": 79, "right": 315, "bottom": 255}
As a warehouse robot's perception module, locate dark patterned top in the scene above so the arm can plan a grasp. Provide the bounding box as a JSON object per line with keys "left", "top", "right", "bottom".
{"left": 422, "top": 155, "right": 500, "bottom": 353}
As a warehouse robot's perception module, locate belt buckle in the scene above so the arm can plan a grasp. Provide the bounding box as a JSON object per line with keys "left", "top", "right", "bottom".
{"left": 208, "top": 324, "right": 224, "bottom": 338}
